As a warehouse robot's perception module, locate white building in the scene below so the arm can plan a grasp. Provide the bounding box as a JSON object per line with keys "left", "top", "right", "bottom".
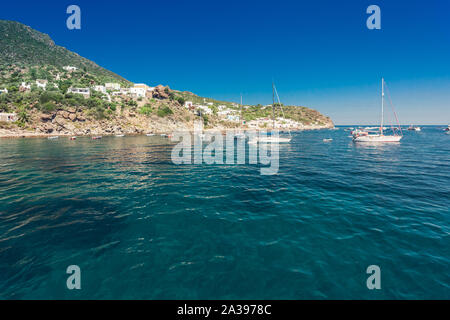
{"left": 196, "top": 105, "right": 213, "bottom": 115}
{"left": 67, "top": 87, "right": 90, "bottom": 98}
{"left": 0, "top": 113, "right": 17, "bottom": 122}
{"left": 227, "top": 115, "right": 240, "bottom": 122}
{"left": 20, "top": 82, "right": 31, "bottom": 92}
{"left": 218, "top": 109, "right": 233, "bottom": 117}
{"left": 105, "top": 83, "right": 121, "bottom": 90}
{"left": 63, "top": 66, "right": 78, "bottom": 71}
{"left": 36, "top": 79, "right": 48, "bottom": 90}
{"left": 184, "top": 101, "right": 193, "bottom": 109}
{"left": 120, "top": 88, "right": 130, "bottom": 95}
{"left": 130, "top": 87, "right": 146, "bottom": 98}
{"left": 93, "top": 85, "right": 107, "bottom": 94}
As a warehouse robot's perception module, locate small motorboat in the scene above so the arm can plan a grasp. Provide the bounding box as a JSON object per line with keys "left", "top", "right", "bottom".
{"left": 92, "top": 136, "right": 102, "bottom": 140}
{"left": 444, "top": 125, "right": 450, "bottom": 132}
{"left": 160, "top": 134, "right": 168, "bottom": 137}
{"left": 146, "top": 133, "right": 155, "bottom": 136}
{"left": 70, "top": 136, "right": 77, "bottom": 141}
{"left": 323, "top": 138, "right": 333, "bottom": 142}
{"left": 48, "top": 136, "right": 59, "bottom": 140}
{"left": 115, "top": 134, "right": 125, "bottom": 137}
{"left": 407, "top": 125, "right": 421, "bottom": 131}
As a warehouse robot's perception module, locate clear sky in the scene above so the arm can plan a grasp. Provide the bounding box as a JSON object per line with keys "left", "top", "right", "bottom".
{"left": 1, "top": 0, "right": 449, "bottom": 124}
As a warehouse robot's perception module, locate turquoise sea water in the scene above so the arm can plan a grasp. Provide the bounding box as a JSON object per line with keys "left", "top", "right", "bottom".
{"left": 0, "top": 127, "right": 449, "bottom": 299}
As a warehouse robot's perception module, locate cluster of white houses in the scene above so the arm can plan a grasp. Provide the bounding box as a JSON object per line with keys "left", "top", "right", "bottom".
{"left": 184, "top": 101, "right": 242, "bottom": 123}
{"left": 12, "top": 66, "right": 155, "bottom": 101}
{"left": 183, "top": 100, "right": 303, "bottom": 128}
{"left": 246, "top": 117, "right": 304, "bottom": 129}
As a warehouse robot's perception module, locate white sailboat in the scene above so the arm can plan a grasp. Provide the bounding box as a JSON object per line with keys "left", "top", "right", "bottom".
{"left": 235, "top": 94, "right": 246, "bottom": 140}
{"left": 249, "top": 83, "right": 292, "bottom": 144}
{"left": 353, "top": 78, "right": 403, "bottom": 143}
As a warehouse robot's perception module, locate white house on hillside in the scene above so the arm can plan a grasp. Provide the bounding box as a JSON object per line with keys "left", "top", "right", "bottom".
{"left": 36, "top": 79, "right": 48, "bottom": 90}
{"left": 93, "top": 85, "right": 107, "bottom": 94}
{"left": 196, "top": 105, "right": 213, "bottom": 115}
{"left": 130, "top": 87, "right": 146, "bottom": 98}
{"left": 20, "top": 82, "right": 31, "bottom": 92}
{"left": 67, "top": 87, "right": 90, "bottom": 98}
{"left": 63, "top": 66, "right": 78, "bottom": 71}
{"left": 105, "top": 83, "right": 121, "bottom": 90}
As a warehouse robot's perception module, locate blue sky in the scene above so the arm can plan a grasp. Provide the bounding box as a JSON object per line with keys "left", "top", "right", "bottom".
{"left": 1, "top": 0, "right": 449, "bottom": 124}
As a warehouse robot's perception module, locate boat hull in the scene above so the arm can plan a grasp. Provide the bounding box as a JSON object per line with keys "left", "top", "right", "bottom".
{"left": 353, "top": 135, "right": 402, "bottom": 143}
{"left": 249, "top": 137, "right": 292, "bottom": 144}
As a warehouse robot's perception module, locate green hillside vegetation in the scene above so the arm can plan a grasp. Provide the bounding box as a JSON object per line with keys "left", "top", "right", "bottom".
{"left": 0, "top": 20, "right": 129, "bottom": 85}
{"left": 0, "top": 20, "right": 332, "bottom": 133}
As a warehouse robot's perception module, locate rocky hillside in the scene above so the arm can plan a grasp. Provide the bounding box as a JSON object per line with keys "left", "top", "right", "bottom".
{"left": 0, "top": 20, "right": 128, "bottom": 84}
{"left": 0, "top": 20, "right": 333, "bottom": 137}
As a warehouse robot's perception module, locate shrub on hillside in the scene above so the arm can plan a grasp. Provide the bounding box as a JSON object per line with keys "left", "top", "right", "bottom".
{"left": 157, "top": 105, "right": 173, "bottom": 117}
{"left": 139, "top": 104, "right": 153, "bottom": 116}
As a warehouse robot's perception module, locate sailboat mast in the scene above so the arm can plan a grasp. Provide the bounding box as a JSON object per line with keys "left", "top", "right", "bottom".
{"left": 272, "top": 83, "right": 275, "bottom": 129}
{"left": 381, "top": 78, "right": 384, "bottom": 135}
{"left": 240, "top": 94, "right": 243, "bottom": 126}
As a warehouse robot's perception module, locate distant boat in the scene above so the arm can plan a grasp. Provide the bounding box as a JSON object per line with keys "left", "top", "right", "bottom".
{"left": 48, "top": 136, "right": 59, "bottom": 140}
{"left": 146, "top": 133, "right": 155, "bottom": 136}
{"left": 353, "top": 78, "right": 403, "bottom": 143}
{"left": 235, "top": 94, "right": 246, "bottom": 140}
{"left": 92, "top": 136, "right": 102, "bottom": 140}
{"left": 70, "top": 136, "right": 77, "bottom": 140}
{"left": 407, "top": 125, "right": 421, "bottom": 131}
{"left": 249, "top": 83, "right": 292, "bottom": 144}
{"left": 323, "top": 138, "right": 333, "bottom": 142}
{"left": 160, "top": 134, "right": 168, "bottom": 137}
{"left": 115, "top": 134, "right": 125, "bottom": 137}
{"left": 444, "top": 125, "right": 450, "bottom": 132}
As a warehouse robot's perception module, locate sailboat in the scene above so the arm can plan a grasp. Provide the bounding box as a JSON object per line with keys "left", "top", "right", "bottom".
{"left": 235, "top": 94, "right": 246, "bottom": 140}
{"left": 353, "top": 78, "right": 403, "bottom": 143}
{"left": 249, "top": 83, "right": 292, "bottom": 144}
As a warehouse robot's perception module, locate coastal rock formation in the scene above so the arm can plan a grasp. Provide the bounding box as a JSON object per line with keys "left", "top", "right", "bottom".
{"left": 152, "top": 85, "right": 170, "bottom": 100}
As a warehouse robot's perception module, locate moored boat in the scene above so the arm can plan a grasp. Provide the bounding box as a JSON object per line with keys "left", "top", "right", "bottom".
{"left": 353, "top": 78, "right": 403, "bottom": 143}
{"left": 407, "top": 125, "right": 421, "bottom": 131}
{"left": 249, "top": 83, "right": 292, "bottom": 144}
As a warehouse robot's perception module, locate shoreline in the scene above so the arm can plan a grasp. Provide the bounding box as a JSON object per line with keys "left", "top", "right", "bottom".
{"left": 0, "top": 125, "right": 334, "bottom": 139}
